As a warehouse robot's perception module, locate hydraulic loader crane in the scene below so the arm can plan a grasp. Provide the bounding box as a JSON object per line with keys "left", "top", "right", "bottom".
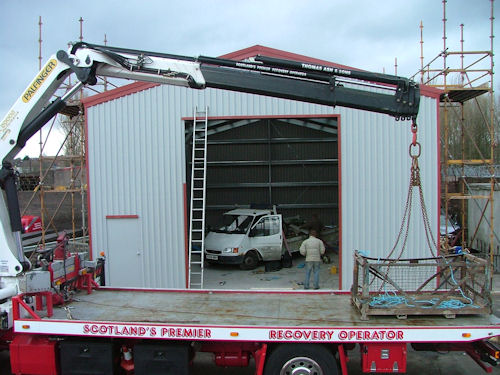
{"left": 0, "top": 42, "right": 419, "bottom": 330}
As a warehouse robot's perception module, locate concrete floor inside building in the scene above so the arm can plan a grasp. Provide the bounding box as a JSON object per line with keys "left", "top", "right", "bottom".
{"left": 204, "top": 250, "right": 340, "bottom": 290}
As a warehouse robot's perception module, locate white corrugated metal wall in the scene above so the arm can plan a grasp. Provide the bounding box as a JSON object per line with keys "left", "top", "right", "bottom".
{"left": 87, "top": 87, "right": 188, "bottom": 288}
{"left": 339, "top": 94, "right": 439, "bottom": 289}
{"left": 86, "top": 84, "right": 438, "bottom": 290}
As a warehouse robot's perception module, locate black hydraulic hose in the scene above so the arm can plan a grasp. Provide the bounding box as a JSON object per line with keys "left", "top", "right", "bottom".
{"left": 0, "top": 164, "right": 22, "bottom": 233}
{"left": 198, "top": 55, "right": 333, "bottom": 83}
{"left": 0, "top": 164, "right": 29, "bottom": 271}
{"left": 254, "top": 55, "right": 413, "bottom": 87}
{"left": 17, "top": 98, "right": 66, "bottom": 149}
{"left": 70, "top": 42, "right": 196, "bottom": 63}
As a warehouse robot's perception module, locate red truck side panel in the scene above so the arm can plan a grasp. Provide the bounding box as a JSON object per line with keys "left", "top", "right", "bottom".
{"left": 10, "top": 334, "right": 58, "bottom": 375}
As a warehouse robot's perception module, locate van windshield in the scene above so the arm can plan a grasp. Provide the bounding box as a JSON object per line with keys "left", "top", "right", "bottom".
{"left": 214, "top": 215, "right": 253, "bottom": 234}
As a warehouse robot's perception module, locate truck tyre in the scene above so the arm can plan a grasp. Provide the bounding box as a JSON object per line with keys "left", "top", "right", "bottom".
{"left": 264, "top": 344, "right": 338, "bottom": 375}
{"left": 240, "top": 251, "right": 259, "bottom": 270}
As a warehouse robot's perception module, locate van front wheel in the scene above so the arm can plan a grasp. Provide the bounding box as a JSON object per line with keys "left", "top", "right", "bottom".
{"left": 240, "top": 251, "right": 259, "bottom": 270}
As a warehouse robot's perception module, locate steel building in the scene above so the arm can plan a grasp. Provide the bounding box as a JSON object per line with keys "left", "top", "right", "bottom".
{"left": 83, "top": 46, "right": 440, "bottom": 290}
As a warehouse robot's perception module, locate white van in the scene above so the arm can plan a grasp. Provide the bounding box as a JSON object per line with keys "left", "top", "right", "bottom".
{"left": 204, "top": 209, "right": 283, "bottom": 270}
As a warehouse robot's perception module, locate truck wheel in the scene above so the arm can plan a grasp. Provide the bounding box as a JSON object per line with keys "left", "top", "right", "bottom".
{"left": 264, "top": 344, "right": 338, "bottom": 375}
{"left": 240, "top": 251, "right": 259, "bottom": 270}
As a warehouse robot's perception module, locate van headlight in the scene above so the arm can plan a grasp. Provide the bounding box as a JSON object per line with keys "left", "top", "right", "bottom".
{"left": 223, "top": 247, "right": 239, "bottom": 254}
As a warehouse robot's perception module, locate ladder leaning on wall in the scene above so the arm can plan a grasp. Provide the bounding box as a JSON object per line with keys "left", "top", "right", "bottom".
{"left": 188, "top": 107, "right": 209, "bottom": 289}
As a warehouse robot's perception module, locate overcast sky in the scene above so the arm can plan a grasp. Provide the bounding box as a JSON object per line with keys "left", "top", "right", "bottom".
{"left": 0, "top": 0, "right": 497, "bottom": 157}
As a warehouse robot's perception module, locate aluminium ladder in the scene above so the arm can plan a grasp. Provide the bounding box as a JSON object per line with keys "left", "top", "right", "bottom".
{"left": 188, "top": 107, "right": 209, "bottom": 289}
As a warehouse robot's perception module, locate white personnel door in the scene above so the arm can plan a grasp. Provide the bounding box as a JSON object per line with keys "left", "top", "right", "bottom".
{"left": 106, "top": 217, "right": 143, "bottom": 287}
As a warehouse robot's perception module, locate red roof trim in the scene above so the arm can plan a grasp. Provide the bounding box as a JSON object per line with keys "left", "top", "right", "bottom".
{"left": 181, "top": 114, "right": 339, "bottom": 121}
{"left": 82, "top": 81, "right": 159, "bottom": 108}
{"left": 419, "top": 84, "right": 442, "bottom": 100}
{"left": 219, "top": 45, "right": 357, "bottom": 71}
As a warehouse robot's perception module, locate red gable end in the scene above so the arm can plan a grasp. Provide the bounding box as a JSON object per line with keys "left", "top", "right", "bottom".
{"left": 219, "top": 44, "right": 357, "bottom": 71}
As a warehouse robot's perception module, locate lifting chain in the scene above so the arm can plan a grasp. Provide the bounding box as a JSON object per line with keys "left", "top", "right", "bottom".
{"left": 408, "top": 118, "right": 437, "bottom": 258}
{"left": 386, "top": 118, "right": 437, "bottom": 260}
{"left": 376, "top": 119, "right": 438, "bottom": 290}
{"left": 410, "top": 121, "right": 421, "bottom": 187}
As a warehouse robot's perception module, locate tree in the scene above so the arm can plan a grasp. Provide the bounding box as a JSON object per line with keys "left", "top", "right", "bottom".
{"left": 441, "top": 93, "right": 499, "bottom": 164}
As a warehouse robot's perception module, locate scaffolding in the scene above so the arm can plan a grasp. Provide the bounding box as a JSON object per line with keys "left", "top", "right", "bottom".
{"left": 20, "top": 17, "right": 110, "bottom": 252}
{"left": 414, "top": 0, "right": 498, "bottom": 270}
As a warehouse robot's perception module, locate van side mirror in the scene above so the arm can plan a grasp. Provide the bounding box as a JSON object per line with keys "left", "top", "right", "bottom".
{"left": 248, "top": 229, "right": 256, "bottom": 237}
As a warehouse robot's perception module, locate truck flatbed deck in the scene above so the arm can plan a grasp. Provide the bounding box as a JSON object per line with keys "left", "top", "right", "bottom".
{"left": 15, "top": 288, "right": 500, "bottom": 344}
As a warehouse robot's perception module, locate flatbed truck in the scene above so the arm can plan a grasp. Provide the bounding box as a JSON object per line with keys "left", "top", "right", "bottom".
{"left": 8, "top": 288, "right": 500, "bottom": 374}
{"left": 0, "top": 42, "right": 498, "bottom": 374}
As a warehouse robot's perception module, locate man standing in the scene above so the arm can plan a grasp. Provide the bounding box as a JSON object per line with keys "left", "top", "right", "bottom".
{"left": 299, "top": 229, "right": 325, "bottom": 290}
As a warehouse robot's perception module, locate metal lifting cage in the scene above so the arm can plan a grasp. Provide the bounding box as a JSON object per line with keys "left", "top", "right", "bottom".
{"left": 351, "top": 250, "right": 492, "bottom": 320}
